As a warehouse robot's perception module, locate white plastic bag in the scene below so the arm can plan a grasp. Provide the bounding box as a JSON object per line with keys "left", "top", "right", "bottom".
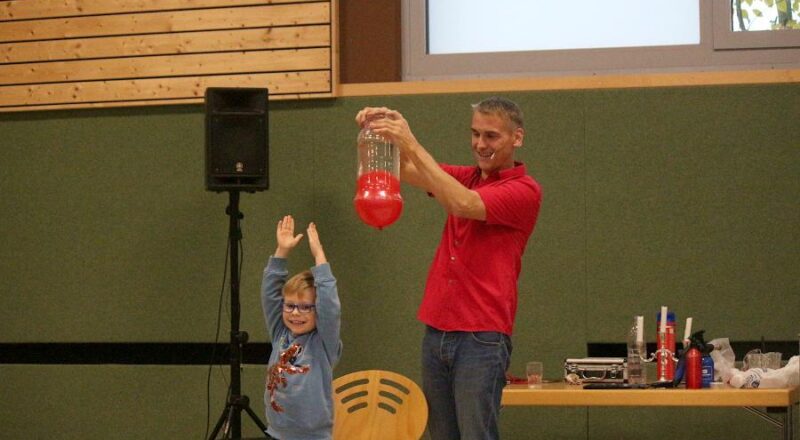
{"left": 709, "top": 337, "right": 798, "bottom": 389}
{"left": 708, "top": 338, "right": 735, "bottom": 382}
{"left": 728, "top": 355, "right": 799, "bottom": 389}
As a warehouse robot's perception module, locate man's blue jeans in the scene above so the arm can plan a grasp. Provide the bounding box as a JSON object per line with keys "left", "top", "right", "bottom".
{"left": 422, "top": 325, "right": 512, "bottom": 440}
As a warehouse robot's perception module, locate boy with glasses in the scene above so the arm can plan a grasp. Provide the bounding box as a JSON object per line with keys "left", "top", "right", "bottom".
{"left": 261, "top": 215, "right": 342, "bottom": 440}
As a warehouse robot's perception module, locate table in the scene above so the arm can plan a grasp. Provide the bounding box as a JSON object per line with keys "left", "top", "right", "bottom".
{"left": 502, "top": 383, "right": 799, "bottom": 440}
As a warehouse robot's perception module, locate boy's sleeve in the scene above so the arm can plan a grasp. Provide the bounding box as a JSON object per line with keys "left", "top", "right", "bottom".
{"left": 311, "top": 262, "right": 342, "bottom": 365}
{"left": 261, "top": 256, "right": 288, "bottom": 340}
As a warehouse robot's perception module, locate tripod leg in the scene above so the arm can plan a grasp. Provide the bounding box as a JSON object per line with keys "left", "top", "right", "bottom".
{"left": 209, "top": 399, "right": 269, "bottom": 439}
{"left": 242, "top": 402, "right": 269, "bottom": 433}
{"left": 208, "top": 403, "right": 231, "bottom": 440}
{"left": 222, "top": 404, "right": 235, "bottom": 438}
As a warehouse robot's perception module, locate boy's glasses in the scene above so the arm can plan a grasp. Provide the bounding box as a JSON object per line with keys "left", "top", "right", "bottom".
{"left": 282, "top": 302, "right": 316, "bottom": 314}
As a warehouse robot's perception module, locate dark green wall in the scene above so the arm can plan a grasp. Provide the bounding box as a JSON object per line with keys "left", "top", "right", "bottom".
{"left": 1, "top": 84, "right": 797, "bottom": 439}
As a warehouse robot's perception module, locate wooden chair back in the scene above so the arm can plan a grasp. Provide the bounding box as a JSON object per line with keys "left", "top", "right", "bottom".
{"left": 332, "top": 370, "right": 428, "bottom": 440}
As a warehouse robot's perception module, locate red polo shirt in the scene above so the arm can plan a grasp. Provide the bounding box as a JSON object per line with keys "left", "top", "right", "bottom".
{"left": 417, "top": 162, "right": 541, "bottom": 336}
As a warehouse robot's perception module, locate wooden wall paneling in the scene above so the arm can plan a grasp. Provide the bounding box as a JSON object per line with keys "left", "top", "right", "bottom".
{"left": 0, "top": 3, "right": 330, "bottom": 42}
{"left": 1, "top": 25, "right": 331, "bottom": 64}
{"left": 0, "top": 0, "right": 318, "bottom": 21}
{"left": 0, "top": 0, "right": 337, "bottom": 111}
{"left": 0, "top": 48, "right": 331, "bottom": 85}
{"left": 0, "top": 71, "right": 332, "bottom": 110}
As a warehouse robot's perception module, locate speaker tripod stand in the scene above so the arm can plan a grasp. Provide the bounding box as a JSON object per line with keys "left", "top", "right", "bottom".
{"left": 209, "top": 191, "right": 269, "bottom": 439}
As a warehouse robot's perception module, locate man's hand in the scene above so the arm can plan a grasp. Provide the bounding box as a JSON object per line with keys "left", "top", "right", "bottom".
{"left": 356, "top": 107, "right": 419, "bottom": 153}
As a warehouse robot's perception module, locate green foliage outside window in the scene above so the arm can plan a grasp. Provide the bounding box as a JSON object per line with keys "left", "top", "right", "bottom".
{"left": 733, "top": 0, "right": 800, "bottom": 30}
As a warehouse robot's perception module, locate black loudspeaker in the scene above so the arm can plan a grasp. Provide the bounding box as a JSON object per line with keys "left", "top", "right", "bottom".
{"left": 205, "top": 87, "right": 269, "bottom": 192}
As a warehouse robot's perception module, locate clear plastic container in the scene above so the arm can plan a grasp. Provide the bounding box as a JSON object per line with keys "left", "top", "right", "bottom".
{"left": 354, "top": 114, "right": 403, "bottom": 229}
{"left": 626, "top": 315, "right": 647, "bottom": 384}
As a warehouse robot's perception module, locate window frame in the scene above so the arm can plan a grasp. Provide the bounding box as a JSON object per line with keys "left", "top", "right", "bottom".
{"left": 401, "top": 0, "right": 800, "bottom": 81}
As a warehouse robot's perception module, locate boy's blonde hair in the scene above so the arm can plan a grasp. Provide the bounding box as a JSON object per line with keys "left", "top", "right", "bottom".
{"left": 283, "top": 270, "right": 315, "bottom": 296}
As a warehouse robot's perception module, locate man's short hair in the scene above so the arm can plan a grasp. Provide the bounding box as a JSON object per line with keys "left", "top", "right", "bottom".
{"left": 472, "top": 96, "right": 524, "bottom": 131}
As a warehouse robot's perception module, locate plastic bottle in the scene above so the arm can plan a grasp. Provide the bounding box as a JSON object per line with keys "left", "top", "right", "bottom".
{"left": 353, "top": 114, "right": 403, "bottom": 229}
{"left": 626, "top": 315, "right": 647, "bottom": 384}
{"left": 701, "top": 343, "right": 715, "bottom": 388}
{"left": 759, "top": 355, "right": 799, "bottom": 388}
{"left": 673, "top": 347, "right": 686, "bottom": 386}
{"left": 656, "top": 310, "right": 676, "bottom": 381}
{"left": 730, "top": 368, "right": 765, "bottom": 388}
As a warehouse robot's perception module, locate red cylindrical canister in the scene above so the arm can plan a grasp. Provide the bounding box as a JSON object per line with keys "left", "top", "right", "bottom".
{"left": 656, "top": 311, "right": 676, "bottom": 380}
{"left": 685, "top": 346, "right": 702, "bottom": 389}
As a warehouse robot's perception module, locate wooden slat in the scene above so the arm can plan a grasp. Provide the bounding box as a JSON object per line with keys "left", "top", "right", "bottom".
{"left": 0, "top": 0, "right": 319, "bottom": 21}
{"left": 0, "top": 3, "right": 330, "bottom": 42}
{"left": 0, "top": 71, "right": 331, "bottom": 108}
{"left": 0, "top": 48, "right": 331, "bottom": 85}
{"left": 1, "top": 25, "right": 330, "bottom": 64}
{"left": 0, "top": 92, "right": 332, "bottom": 112}
{"left": 0, "top": 93, "right": 334, "bottom": 113}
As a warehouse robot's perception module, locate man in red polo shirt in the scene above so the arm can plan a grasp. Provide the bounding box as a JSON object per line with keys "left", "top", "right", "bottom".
{"left": 356, "top": 97, "right": 541, "bottom": 440}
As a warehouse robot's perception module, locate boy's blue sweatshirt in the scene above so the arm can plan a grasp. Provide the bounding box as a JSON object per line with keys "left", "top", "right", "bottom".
{"left": 261, "top": 257, "right": 342, "bottom": 440}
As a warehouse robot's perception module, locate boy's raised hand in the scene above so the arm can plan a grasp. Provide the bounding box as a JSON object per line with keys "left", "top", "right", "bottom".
{"left": 306, "top": 222, "right": 327, "bottom": 266}
{"left": 275, "top": 215, "right": 303, "bottom": 258}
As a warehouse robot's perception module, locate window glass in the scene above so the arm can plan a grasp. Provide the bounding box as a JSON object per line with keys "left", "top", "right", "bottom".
{"left": 731, "top": 0, "right": 800, "bottom": 31}
{"left": 712, "top": 0, "right": 800, "bottom": 49}
{"left": 428, "top": 0, "right": 700, "bottom": 55}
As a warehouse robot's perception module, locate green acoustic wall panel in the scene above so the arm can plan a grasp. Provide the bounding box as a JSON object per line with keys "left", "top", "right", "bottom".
{"left": 583, "top": 85, "right": 799, "bottom": 342}
{"left": 0, "top": 84, "right": 797, "bottom": 439}
{"left": 0, "top": 364, "right": 269, "bottom": 439}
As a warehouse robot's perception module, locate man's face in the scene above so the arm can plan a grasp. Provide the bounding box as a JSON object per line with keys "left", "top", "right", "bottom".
{"left": 471, "top": 112, "right": 524, "bottom": 178}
